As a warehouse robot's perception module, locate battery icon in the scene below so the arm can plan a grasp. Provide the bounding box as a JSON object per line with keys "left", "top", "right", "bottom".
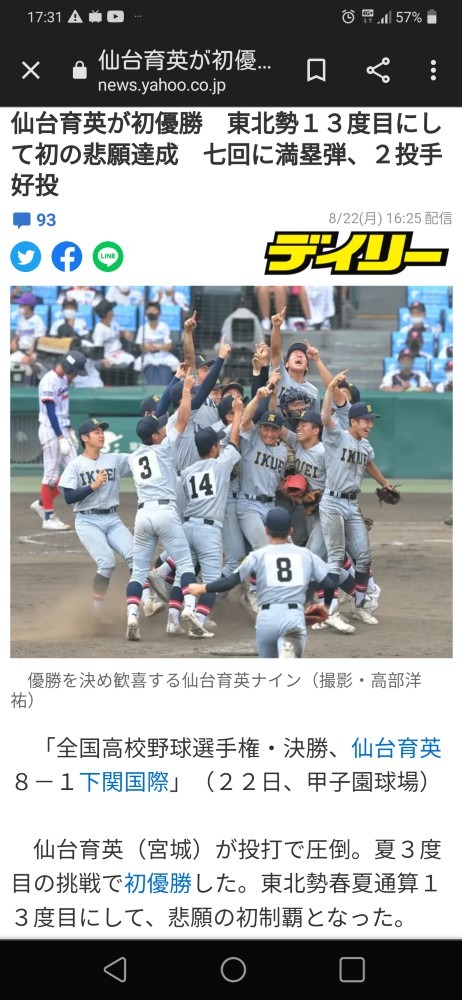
{"left": 427, "top": 9, "right": 437, "bottom": 23}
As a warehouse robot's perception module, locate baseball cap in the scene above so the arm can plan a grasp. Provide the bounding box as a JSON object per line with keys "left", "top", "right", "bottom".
{"left": 94, "top": 299, "right": 116, "bottom": 319}
{"left": 285, "top": 342, "right": 307, "bottom": 362}
{"left": 295, "top": 409, "right": 322, "bottom": 427}
{"left": 445, "top": 360, "right": 453, "bottom": 371}
{"left": 409, "top": 300, "right": 426, "bottom": 311}
{"left": 194, "top": 426, "right": 226, "bottom": 456}
{"left": 139, "top": 394, "right": 161, "bottom": 415}
{"left": 284, "top": 474, "right": 308, "bottom": 492}
{"left": 17, "top": 292, "right": 38, "bottom": 307}
{"left": 265, "top": 507, "right": 291, "bottom": 534}
{"left": 349, "top": 402, "right": 380, "bottom": 420}
{"left": 217, "top": 395, "right": 234, "bottom": 422}
{"left": 221, "top": 382, "right": 245, "bottom": 397}
{"left": 398, "top": 347, "right": 414, "bottom": 359}
{"left": 337, "top": 379, "right": 361, "bottom": 404}
{"left": 195, "top": 354, "right": 215, "bottom": 369}
{"left": 136, "top": 413, "right": 168, "bottom": 442}
{"left": 78, "top": 418, "right": 109, "bottom": 437}
{"left": 169, "top": 381, "right": 202, "bottom": 404}
{"left": 61, "top": 350, "right": 87, "bottom": 375}
{"left": 258, "top": 410, "right": 283, "bottom": 428}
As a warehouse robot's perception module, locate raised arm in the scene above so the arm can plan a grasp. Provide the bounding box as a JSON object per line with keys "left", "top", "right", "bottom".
{"left": 175, "top": 369, "right": 195, "bottom": 434}
{"left": 229, "top": 396, "right": 244, "bottom": 448}
{"left": 182, "top": 310, "right": 197, "bottom": 369}
{"left": 321, "top": 369, "right": 350, "bottom": 428}
{"left": 270, "top": 306, "right": 287, "bottom": 367}
{"left": 241, "top": 385, "right": 272, "bottom": 432}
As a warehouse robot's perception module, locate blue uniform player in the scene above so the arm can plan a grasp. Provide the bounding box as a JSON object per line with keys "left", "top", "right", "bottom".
{"left": 189, "top": 507, "right": 334, "bottom": 658}
{"left": 58, "top": 418, "right": 136, "bottom": 617}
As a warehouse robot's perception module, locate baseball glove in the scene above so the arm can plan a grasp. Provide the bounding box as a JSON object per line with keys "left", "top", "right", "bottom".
{"left": 301, "top": 488, "right": 323, "bottom": 515}
{"left": 305, "top": 603, "right": 329, "bottom": 626}
{"left": 376, "top": 485, "right": 401, "bottom": 506}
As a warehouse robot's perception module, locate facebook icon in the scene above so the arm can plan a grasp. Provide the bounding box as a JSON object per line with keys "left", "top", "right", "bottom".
{"left": 51, "top": 241, "right": 82, "bottom": 272}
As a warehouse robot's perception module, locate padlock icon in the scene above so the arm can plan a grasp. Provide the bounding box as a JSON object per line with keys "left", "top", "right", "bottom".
{"left": 73, "top": 61, "right": 87, "bottom": 79}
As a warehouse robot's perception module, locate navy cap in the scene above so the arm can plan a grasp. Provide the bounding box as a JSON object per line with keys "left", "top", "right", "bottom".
{"left": 139, "top": 394, "right": 161, "bottom": 415}
{"left": 61, "top": 350, "right": 87, "bottom": 375}
{"left": 78, "top": 417, "right": 109, "bottom": 437}
{"left": 295, "top": 409, "right": 323, "bottom": 427}
{"left": 94, "top": 298, "right": 116, "bottom": 318}
{"left": 259, "top": 410, "right": 283, "bottom": 428}
{"left": 398, "top": 347, "right": 414, "bottom": 359}
{"left": 337, "top": 379, "right": 361, "bottom": 404}
{"left": 349, "top": 402, "right": 380, "bottom": 420}
{"left": 285, "top": 342, "right": 307, "bottom": 362}
{"left": 195, "top": 354, "right": 214, "bottom": 369}
{"left": 136, "top": 413, "right": 168, "bottom": 442}
{"left": 217, "top": 395, "right": 234, "bottom": 422}
{"left": 194, "top": 426, "right": 226, "bottom": 456}
{"left": 265, "top": 507, "right": 292, "bottom": 534}
{"left": 221, "top": 381, "right": 245, "bottom": 397}
{"left": 409, "top": 300, "right": 426, "bottom": 311}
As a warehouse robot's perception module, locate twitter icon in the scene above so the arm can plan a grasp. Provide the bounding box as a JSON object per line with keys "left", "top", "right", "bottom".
{"left": 10, "top": 241, "right": 41, "bottom": 271}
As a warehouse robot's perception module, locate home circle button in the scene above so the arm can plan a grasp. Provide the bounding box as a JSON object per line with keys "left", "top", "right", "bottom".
{"left": 220, "top": 956, "right": 247, "bottom": 983}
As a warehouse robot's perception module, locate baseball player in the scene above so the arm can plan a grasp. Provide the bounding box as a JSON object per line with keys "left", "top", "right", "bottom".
{"left": 125, "top": 371, "right": 206, "bottom": 641}
{"left": 319, "top": 370, "right": 396, "bottom": 625}
{"left": 236, "top": 383, "right": 289, "bottom": 615}
{"left": 214, "top": 394, "right": 248, "bottom": 578}
{"left": 270, "top": 307, "right": 320, "bottom": 409}
{"left": 57, "top": 418, "right": 139, "bottom": 616}
{"left": 29, "top": 350, "right": 88, "bottom": 530}
{"left": 188, "top": 507, "right": 334, "bottom": 658}
{"left": 281, "top": 411, "right": 357, "bottom": 634}
{"left": 166, "top": 399, "right": 244, "bottom": 634}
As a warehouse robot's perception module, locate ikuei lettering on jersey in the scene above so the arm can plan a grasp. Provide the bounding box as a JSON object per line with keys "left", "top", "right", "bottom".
{"left": 340, "top": 447, "right": 368, "bottom": 467}
{"left": 254, "top": 451, "right": 286, "bottom": 472}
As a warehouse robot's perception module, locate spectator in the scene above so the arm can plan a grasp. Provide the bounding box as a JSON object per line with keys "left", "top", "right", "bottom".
{"left": 435, "top": 360, "right": 453, "bottom": 393}
{"left": 91, "top": 299, "right": 137, "bottom": 376}
{"left": 404, "top": 327, "right": 433, "bottom": 361}
{"left": 151, "top": 285, "right": 190, "bottom": 310}
{"left": 298, "top": 286, "right": 335, "bottom": 330}
{"left": 11, "top": 286, "right": 33, "bottom": 303}
{"left": 134, "top": 301, "right": 178, "bottom": 385}
{"left": 379, "top": 348, "right": 433, "bottom": 392}
{"left": 106, "top": 285, "right": 145, "bottom": 307}
{"left": 49, "top": 297, "right": 89, "bottom": 339}
{"left": 10, "top": 293, "right": 46, "bottom": 381}
{"left": 438, "top": 342, "right": 453, "bottom": 360}
{"left": 255, "top": 286, "right": 289, "bottom": 332}
{"left": 58, "top": 286, "right": 102, "bottom": 307}
{"left": 399, "top": 300, "right": 433, "bottom": 334}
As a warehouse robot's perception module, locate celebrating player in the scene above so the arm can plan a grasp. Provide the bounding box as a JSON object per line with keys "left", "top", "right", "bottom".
{"left": 188, "top": 507, "right": 334, "bottom": 658}
{"left": 270, "top": 307, "right": 320, "bottom": 409}
{"left": 57, "top": 418, "right": 139, "bottom": 617}
{"left": 125, "top": 371, "right": 205, "bottom": 641}
{"left": 319, "top": 370, "right": 396, "bottom": 625}
{"left": 30, "top": 350, "right": 88, "bottom": 530}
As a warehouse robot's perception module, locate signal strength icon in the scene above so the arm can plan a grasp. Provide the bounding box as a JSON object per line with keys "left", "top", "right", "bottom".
{"left": 377, "top": 9, "right": 393, "bottom": 22}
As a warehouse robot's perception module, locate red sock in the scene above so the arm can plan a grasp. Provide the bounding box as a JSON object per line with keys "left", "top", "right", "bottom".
{"left": 41, "top": 484, "right": 57, "bottom": 511}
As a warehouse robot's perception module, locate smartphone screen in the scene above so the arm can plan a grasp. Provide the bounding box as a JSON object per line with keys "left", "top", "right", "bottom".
{"left": 4, "top": 4, "right": 458, "bottom": 990}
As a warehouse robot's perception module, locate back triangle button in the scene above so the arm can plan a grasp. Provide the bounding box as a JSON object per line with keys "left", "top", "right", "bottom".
{"left": 104, "top": 957, "right": 127, "bottom": 983}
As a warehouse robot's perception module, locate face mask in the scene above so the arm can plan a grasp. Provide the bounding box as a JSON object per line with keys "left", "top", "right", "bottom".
{"left": 146, "top": 314, "right": 159, "bottom": 322}
{"left": 19, "top": 307, "right": 27, "bottom": 315}
{"left": 63, "top": 309, "right": 76, "bottom": 319}
{"left": 410, "top": 316, "right": 425, "bottom": 326}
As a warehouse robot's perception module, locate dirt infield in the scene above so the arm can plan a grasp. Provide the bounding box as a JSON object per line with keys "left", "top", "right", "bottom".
{"left": 10, "top": 491, "right": 452, "bottom": 659}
